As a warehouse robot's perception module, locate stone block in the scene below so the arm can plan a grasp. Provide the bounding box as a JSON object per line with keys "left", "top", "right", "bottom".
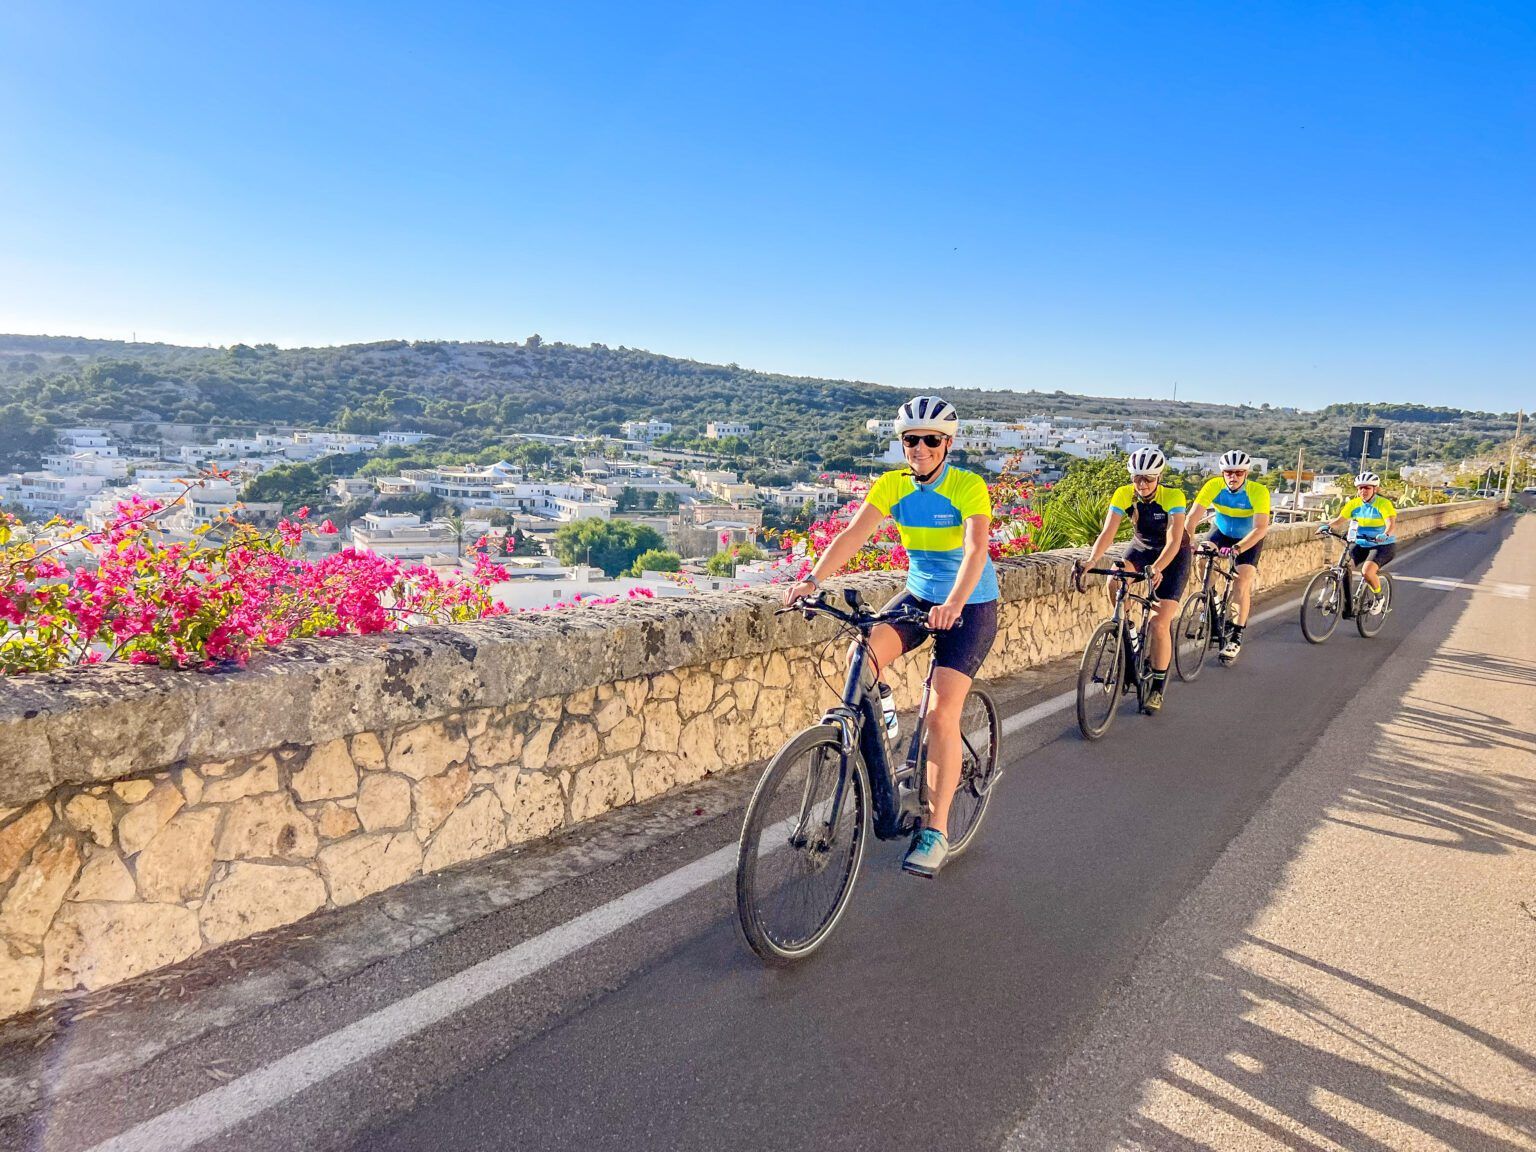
{"left": 136, "top": 809, "right": 220, "bottom": 903}
{"left": 313, "top": 802, "right": 361, "bottom": 841}
{"left": 387, "top": 719, "right": 468, "bottom": 781}
{"left": 522, "top": 722, "right": 557, "bottom": 771}
{"left": 495, "top": 770, "right": 565, "bottom": 844}
{"left": 641, "top": 701, "right": 682, "bottom": 753}
{"left": 603, "top": 714, "right": 643, "bottom": 755}
{"left": 546, "top": 721, "right": 599, "bottom": 770}
{"left": 214, "top": 793, "right": 319, "bottom": 861}
{"left": 357, "top": 773, "right": 412, "bottom": 833}
{"left": 592, "top": 696, "right": 628, "bottom": 735}
{"left": 677, "top": 672, "right": 714, "bottom": 719}
{"left": 423, "top": 791, "right": 506, "bottom": 874}
{"left": 0, "top": 941, "right": 41, "bottom": 1017}
{"left": 200, "top": 862, "right": 327, "bottom": 946}
{"left": 117, "top": 780, "right": 185, "bottom": 858}
{"left": 291, "top": 739, "right": 359, "bottom": 803}
{"left": 111, "top": 779, "right": 154, "bottom": 805}
{"left": 318, "top": 832, "right": 422, "bottom": 907}
{"left": 0, "top": 836, "right": 80, "bottom": 947}
{"left": 469, "top": 711, "right": 524, "bottom": 769}
{"left": 199, "top": 756, "right": 280, "bottom": 805}
{"left": 67, "top": 850, "right": 137, "bottom": 903}
{"left": 350, "top": 732, "right": 387, "bottom": 772}
{"left": 414, "top": 764, "right": 470, "bottom": 838}
{"left": 564, "top": 687, "right": 597, "bottom": 716}
{"left": 0, "top": 803, "right": 53, "bottom": 887}
{"left": 62, "top": 794, "right": 114, "bottom": 848}
{"left": 568, "top": 758, "right": 635, "bottom": 823}
{"left": 44, "top": 902, "right": 201, "bottom": 993}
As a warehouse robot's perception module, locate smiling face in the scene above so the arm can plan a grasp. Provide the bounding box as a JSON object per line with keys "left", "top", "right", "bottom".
{"left": 902, "top": 432, "right": 950, "bottom": 473}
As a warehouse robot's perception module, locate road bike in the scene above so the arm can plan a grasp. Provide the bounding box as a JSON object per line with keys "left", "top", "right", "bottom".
{"left": 735, "top": 589, "right": 1001, "bottom": 964}
{"left": 1300, "top": 529, "right": 1395, "bottom": 643}
{"left": 1072, "top": 561, "right": 1161, "bottom": 740}
{"left": 1174, "top": 542, "right": 1240, "bottom": 681}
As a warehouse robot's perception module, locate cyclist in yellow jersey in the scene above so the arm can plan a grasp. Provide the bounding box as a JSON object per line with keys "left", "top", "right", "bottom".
{"left": 1323, "top": 472, "right": 1397, "bottom": 613}
{"left": 1078, "top": 447, "right": 1189, "bottom": 713}
{"left": 1185, "top": 449, "right": 1271, "bottom": 662}
{"left": 783, "top": 396, "right": 998, "bottom": 878}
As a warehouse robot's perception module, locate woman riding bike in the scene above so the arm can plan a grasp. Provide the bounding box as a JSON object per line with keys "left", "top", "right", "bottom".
{"left": 1077, "top": 447, "right": 1189, "bottom": 713}
{"left": 1323, "top": 472, "right": 1397, "bottom": 613}
{"left": 781, "top": 395, "right": 998, "bottom": 878}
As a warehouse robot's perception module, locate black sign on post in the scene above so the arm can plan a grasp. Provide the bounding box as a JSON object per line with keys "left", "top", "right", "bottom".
{"left": 1348, "top": 425, "right": 1386, "bottom": 462}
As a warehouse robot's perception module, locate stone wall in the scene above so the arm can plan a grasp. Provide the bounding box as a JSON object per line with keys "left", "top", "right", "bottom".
{"left": 0, "top": 501, "right": 1498, "bottom": 1017}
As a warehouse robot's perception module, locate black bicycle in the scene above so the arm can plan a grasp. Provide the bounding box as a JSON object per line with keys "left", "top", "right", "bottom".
{"left": 1300, "top": 529, "right": 1395, "bottom": 643}
{"left": 735, "top": 589, "right": 1001, "bottom": 963}
{"left": 1174, "top": 542, "right": 1240, "bottom": 681}
{"left": 1072, "top": 561, "right": 1161, "bottom": 740}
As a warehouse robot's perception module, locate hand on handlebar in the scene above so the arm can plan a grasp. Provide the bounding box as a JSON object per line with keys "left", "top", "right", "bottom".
{"left": 1072, "top": 559, "right": 1087, "bottom": 594}
{"left": 781, "top": 579, "right": 818, "bottom": 607}
{"left": 928, "top": 601, "right": 963, "bottom": 631}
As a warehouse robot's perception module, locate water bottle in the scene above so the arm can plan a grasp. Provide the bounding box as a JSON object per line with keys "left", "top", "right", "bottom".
{"left": 877, "top": 681, "right": 899, "bottom": 741}
{"left": 1126, "top": 622, "right": 1140, "bottom": 652}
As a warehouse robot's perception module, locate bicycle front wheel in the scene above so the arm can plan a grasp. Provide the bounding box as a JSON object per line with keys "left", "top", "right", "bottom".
{"left": 1076, "top": 620, "right": 1124, "bottom": 740}
{"left": 736, "top": 725, "right": 869, "bottom": 964}
{"left": 1300, "top": 570, "right": 1342, "bottom": 644}
{"left": 1174, "top": 594, "right": 1211, "bottom": 682}
{"left": 946, "top": 688, "right": 1000, "bottom": 858}
{"left": 1356, "top": 573, "right": 1393, "bottom": 638}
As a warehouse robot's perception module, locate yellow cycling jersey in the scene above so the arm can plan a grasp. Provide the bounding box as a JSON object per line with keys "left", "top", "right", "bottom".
{"left": 1340, "top": 495, "right": 1397, "bottom": 544}
{"left": 1193, "top": 476, "right": 1271, "bottom": 538}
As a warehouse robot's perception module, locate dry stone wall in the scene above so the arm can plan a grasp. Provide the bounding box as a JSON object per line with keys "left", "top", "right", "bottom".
{"left": 0, "top": 501, "right": 1498, "bottom": 1017}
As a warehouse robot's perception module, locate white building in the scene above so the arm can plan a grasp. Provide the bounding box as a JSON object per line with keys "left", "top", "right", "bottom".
{"left": 379, "top": 431, "right": 437, "bottom": 446}
{"left": 382, "top": 463, "right": 616, "bottom": 522}
{"left": 706, "top": 421, "right": 750, "bottom": 440}
{"left": 759, "top": 484, "right": 843, "bottom": 513}
{"left": 329, "top": 477, "right": 376, "bottom": 502}
{"left": 349, "top": 513, "right": 462, "bottom": 560}
{"left": 621, "top": 420, "right": 673, "bottom": 442}
{"left": 16, "top": 472, "right": 110, "bottom": 516}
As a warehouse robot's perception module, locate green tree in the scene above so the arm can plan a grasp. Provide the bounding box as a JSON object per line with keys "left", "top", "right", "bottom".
{"left": 706, "top": 541, "right": 766, "bottom": 575}
{"left": 627, "top": 548, "right": 682, "bottom": 576}
{"left": 552, "top": 519, "right": 665, "bottom": 576}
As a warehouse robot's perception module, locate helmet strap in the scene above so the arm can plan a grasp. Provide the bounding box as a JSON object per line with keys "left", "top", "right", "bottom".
{"left": 909, "top": 446, "right": 948, "bottom": 485}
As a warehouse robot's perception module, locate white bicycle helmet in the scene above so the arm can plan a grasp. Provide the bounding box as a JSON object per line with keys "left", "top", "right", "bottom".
{"left": 1219, "top": 450, "right": 1252, "bottom": 470}
{"left": 1126, "top": 446, "right": 1166, "bottom": 476}
{"left": 894, "top": 395, "right": 959, "bottom": 438}
{"left": 1355, "top": 471, "right": 1380, "bottom": 486}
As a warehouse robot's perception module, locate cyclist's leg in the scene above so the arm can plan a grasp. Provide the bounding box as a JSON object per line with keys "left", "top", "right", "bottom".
{"left": 1360, "top": 543, "right": 1395, "bottom": 592}
{"left": 1146, "top": 548, "right": 1189, "bottom": 672}
{"left": 922, "top": 666, "right": 973, "bottom": 837}
{"left": 919, "top": 600, "right": 998, "bottom": 838}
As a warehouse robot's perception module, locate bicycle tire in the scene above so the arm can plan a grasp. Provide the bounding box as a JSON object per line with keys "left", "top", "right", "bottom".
{"left": 736, "top": 725, "right": 869, "bottom": 964}
{"left": 1076, "top": 620, "right": 1124, "bottom": 740}
{"left": 1300, "top": 570, "right": 1342, "bottom": 644}
{"left": 1356, "top": 573, "right": 1393, "bottom": 638}
{"left": 945, "top": 688, "right": 1000, "bottom": 858}
{"left": 1174, "top": 594, "right": 1210, "bottom": 682}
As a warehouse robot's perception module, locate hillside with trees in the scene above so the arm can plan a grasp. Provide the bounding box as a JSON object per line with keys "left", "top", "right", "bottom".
{"left": 0, "top": 334, "right": 1518, "bottom": 473}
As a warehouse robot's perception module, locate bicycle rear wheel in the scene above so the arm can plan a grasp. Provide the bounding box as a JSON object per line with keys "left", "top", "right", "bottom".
{"left": 736, "top": 725, "right": 868, "bottom": 964}
{"left": 1076, "top": 620, "right": 1124, "bottom": 740}
{"left": 945, "top": 688, "right": 1000, "bottom": 858}
{"left": 1174, "top": 594, "right": 1210, "bottom": 682}
{"left": 1300, "top": 570, "right": 1342, "bottom": 644}
{"left": 1356, "top": 574, "right": 1393, "bottom": 638}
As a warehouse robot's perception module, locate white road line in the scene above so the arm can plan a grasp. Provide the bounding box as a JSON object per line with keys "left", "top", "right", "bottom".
{"left": 1392, "top": 574, "right": 1529, "bottom": 598}
{"left": 83, "top": 520, "right": 1480, "bottom": 1152}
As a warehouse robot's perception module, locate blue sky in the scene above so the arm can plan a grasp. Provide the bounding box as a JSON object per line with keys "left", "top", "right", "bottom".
{"left": 2, "top": 1, "right": 1532, "bottom": 412}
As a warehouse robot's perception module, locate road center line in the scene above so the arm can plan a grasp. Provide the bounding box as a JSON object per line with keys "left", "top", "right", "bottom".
{"left": 83, "top": 521, "right": 1476, "bottom": 1152}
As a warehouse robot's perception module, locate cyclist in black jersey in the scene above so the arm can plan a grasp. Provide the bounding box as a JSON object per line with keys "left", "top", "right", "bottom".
{"left": 1077, "top": 447, "right": 1189, "bottom": 713}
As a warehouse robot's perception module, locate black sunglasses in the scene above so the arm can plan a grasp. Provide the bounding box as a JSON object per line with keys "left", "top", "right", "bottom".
{"left": 901, "top": 433, "right": 946, "bottom": 449}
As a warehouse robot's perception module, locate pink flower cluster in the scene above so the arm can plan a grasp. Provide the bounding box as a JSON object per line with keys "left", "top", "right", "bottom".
{"left": 0, "top": 485, "right": 509, "bottom": 674}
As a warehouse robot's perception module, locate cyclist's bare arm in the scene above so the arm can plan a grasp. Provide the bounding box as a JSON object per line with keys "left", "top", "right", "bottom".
{"left": 1184, "top": 502, "right": 1209, "bottom": 544}
{"left": 1085, "top": 508, "right": 1125, "bottom": 570}
{"left": 1236, "top": 512, "right": 1270, "bottom": 552}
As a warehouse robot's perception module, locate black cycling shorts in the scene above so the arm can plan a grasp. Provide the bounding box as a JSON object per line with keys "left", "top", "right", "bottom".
{"left": 1125, "top": 544, "right": 1191, "bottom": 602}
{"left": 1350, "top": 541, "right": 1396, "bottom": 567}
{"left": 878, "top": 591, "right": 999, "bottom": 679}
{"left": 1208, "top": 529, "right": 1264, "bottom": 569}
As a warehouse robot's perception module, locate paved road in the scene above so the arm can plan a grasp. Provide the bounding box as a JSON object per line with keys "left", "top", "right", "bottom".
{"left": 4, "top": 515, "right": 1530, "bottom": 1152}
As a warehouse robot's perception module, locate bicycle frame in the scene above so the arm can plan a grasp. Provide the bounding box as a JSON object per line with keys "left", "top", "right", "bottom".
{"left": 1193, "top": 546, "right": 1239, "bottom": 641}
{"left": 1084, "top": 565, "right": 1159, "bottom": 688}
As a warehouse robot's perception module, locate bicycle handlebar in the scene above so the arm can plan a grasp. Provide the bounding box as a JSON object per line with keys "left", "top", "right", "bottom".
{"left": 775, "top": 594, "right": 948, "bottom": 633}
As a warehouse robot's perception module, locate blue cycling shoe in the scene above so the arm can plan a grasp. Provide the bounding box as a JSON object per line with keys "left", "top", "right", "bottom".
{"left": 902, "top": 828, "right": 949, "bottom": 878}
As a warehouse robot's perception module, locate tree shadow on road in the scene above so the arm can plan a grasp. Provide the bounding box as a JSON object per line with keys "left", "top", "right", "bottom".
{"left": 1426, "top": 648, "right": 1536, "bottom": 690}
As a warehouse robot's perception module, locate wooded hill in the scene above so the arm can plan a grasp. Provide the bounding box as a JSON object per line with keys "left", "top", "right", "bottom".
{"left": 0, "top": 333, "right": 1518, "bottom": 472}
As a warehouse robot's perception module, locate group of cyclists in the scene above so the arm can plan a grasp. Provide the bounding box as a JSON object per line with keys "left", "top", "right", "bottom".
{"left": 782, "top": 396, "right": 1399, "bottom": 880}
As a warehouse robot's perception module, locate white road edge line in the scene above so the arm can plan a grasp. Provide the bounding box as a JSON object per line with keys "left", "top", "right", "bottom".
{"left": 83, "top": 521, "right": 1476, "bottom": 1152}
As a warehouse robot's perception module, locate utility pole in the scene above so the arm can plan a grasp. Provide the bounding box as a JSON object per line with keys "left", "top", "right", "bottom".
{"left": 1504, "top": 409, "right": 1524, "bottom": 505}
{"left": 1383, "top": 429, "right": 1391, "bottom": 473}
{"left": 1294, "top": 446, "right": 1305, "bottom": 521}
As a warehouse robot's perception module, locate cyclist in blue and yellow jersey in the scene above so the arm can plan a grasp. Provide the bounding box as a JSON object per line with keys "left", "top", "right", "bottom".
{"left": 1323, "top": 472, "right": 1397, "bottom": 616}
{"left": 783, "top": 396, "right": 998, "bottom": 879}
{"left": 1186, "top": 449, "right": 1272, "bottom": 662}
{"left": 1078, "top": 447, "right": 1189, "bottom": 714}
